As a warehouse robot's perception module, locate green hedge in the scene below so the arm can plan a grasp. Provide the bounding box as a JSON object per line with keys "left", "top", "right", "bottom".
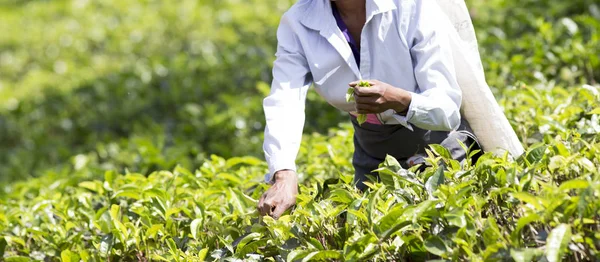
{"left": 1, "top": 83, "right": 599, "bottom": 260}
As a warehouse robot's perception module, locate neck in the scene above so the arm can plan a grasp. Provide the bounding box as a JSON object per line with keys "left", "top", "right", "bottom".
{"left": 333, "top": 0, "right": 366, "bottom": 19}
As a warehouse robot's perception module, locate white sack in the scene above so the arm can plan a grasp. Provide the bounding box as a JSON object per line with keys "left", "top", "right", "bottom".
{"left": 435, "top": 0, "right": 525, "bottom": 158}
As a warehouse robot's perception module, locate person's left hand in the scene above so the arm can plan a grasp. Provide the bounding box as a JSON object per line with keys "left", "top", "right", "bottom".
{"left": 349, "top": 79, "right": 412, "bottom": 115}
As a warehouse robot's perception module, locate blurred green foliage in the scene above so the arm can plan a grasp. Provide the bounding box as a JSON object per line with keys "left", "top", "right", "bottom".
{"left": 0, "top": 0, "right": 348, "bottom": 183}
{"left": 471, "top": 0, "right": 600, "bottom": 88}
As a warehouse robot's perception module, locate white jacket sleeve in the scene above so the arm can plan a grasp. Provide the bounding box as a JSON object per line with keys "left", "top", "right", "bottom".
{"left": 399, "top": 0, "right": 462, "bottom": 131}
{"left": 263, "top": 14, "right": 312, "bottom": 177}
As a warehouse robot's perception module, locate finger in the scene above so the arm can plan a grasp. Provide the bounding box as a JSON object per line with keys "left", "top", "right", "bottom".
{"left": 262, "top": 201, "right": 274, "bottom": 216}
{"left": 271, "top": 203, "right": 291, "bottom": 220}
{"left": 355, "top": 95, "right": 379, "bottom": 105}
{"left": 354, "top": 86, "right": 381, "bottom": 97}
{"left": 356, "top": 103, "right": 376, "bottom": 114}
{"left": 349, "top": 79, "right": 376, "bottom": 88}
{"left": 258, "top": 195, "right": 270, "bottom": 216}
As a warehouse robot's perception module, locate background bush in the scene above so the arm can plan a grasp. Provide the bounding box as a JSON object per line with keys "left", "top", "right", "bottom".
{"left": 0, "top": 0, "right": 599, "bottom": 261}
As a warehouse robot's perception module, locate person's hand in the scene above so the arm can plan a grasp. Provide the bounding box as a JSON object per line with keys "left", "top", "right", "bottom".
{"left": 258, "top": 170, "right": 298, "bottom": 219}
{"left": 349, "top": 79, "right": 412, "bottom": 115}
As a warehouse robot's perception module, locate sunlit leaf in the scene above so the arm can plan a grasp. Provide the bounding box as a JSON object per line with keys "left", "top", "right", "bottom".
{"left": 4, "top": 257, "right": 30, "bottom": 262}
{"left": 511, "top": 248, "right": 541, "bottom": 262}
{"left": 559, "top": 179, "right": 589, "bottom": 191}
{"left": 61, "top": 250, "right": 80, "bottom": 262}
{"left": 190, "top": 219, "right": 203, "bottom": 240}
{"left": 545, "top": 224, "right": 571, "bottom": 262}
{"left": 588, "top": 107, "right": 600, "bottom": 115}
{"left": 198, "top": 248, "right": 209, "bottom": 261}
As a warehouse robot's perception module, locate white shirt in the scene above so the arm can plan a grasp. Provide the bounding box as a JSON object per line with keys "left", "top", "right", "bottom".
{"left": 263, "top": 0, "right": 462, "bottom": 177}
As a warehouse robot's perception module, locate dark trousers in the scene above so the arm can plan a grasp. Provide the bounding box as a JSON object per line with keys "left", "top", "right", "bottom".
{"left": 351, "top": 117, "right": 481, "bottom": 191}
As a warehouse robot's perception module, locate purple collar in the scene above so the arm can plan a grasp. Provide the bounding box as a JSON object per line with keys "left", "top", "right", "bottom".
{"left": 331, "top": 3, "right": 361, "bottom": 68}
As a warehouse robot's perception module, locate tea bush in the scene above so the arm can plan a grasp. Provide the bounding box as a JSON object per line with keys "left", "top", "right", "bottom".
{"left": 1, "top": 82, "right": 599, "bottom": 261}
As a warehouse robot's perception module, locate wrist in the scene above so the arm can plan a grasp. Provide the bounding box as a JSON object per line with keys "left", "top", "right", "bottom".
{"left": 274, "top": 170, "right": 297, "bottom": 182}
{"left": 390, "top": 88, "right": 412, "bottom": 114}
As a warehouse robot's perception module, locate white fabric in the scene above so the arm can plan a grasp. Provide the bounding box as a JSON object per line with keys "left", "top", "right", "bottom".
{"left": 263, "top": 0, "right": 523, "bottom": 177}
{"left": 435, "top": 0, "right": 525, "bottom": 157}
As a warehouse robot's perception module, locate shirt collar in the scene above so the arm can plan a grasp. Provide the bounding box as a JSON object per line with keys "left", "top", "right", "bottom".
{"left": 300, "top": 0, "right": 397, "bottom": 31}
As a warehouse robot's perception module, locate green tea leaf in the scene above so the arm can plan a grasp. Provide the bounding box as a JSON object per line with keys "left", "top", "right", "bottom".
{"left": 287, "top": 250, "right": 311, "bottom": 262}
{"left": 0, "top": 237, "right": 6, "bottom": 258}
{"left": 4, "top": 236, "right": 25, "bottom": 247}
{"left": 79, "top": 181, "right": 104, "bottom": 194}
{"left": 559, "top": 179, "right": 589, "bottom": 191}
{"left": 80, "top": 250, "right": 90, "bottom": 262}
{"left": 424, "top": 236, "right": 449, "bottom": 257}
{"left": 357, "top": 114, "right": 367, "bottom": 126}
{"left": 545, "top": 224, "right": 571, "bottom": 262}
{"left": 430, "top": 144, "right": 452, "bottom": 159}
{"left": 380, "top": 221, "right": 411, "bottom": 240}
{"left": 190, "top": 218, "right": 203, "bottom": 240}
{"left": 346, "top": 87, "right": 355, "bottom": 102}
{"left": 377, "top": 206, "right": 406, "bottom": 234}
{"left": 308, "top": 237, "right": 325, "bottom": 250}
{"left": 425, "top": 165, "right": 445, "bottom": 196}
{"left": 104, "top": 170, "right": 116, "bottom": 190}
{"left": 367, "top": 186, "right": 384, "bottom": 226}
{"left": 236, "top": 239, "right": 268, "bottom": 257}
{"left": 347, "top": 209, "right": 368, "bottom": 224}
{"left": 61, "top": 250, "right": 80, "bottom": 262}
{"left": 511, "top": 213, "right": 540, "bottom": 244}
{"left": 482, "top": 217, "right": 504, "bottom": 246}
{"left": 382, "top": 154, "right": 402, "bottom": 171}
{"left": 166, "top": 238, "right": 179, "bottom": 258}
{"left": 510, "top": 248, "right": 541, "bottom": 262}
{"left": 198, "top": 248, "right": 209, "bottom": 261}
{"left": 512, "top": 192, "right": 544, "bottom": 210}
{"left": 444, "top": 208, "right": 466, "bottom": 228}
{"left": 302, "top": 250, "right": 342, "bottom": 261}
{"left": 147, "top": 224, "right": 164, "bottom": 239}
{"left": 234, "top": 232, "right": 261, "bottom": 252}
{"left": 588, "top": 107, "right": 600, "bottom": 114}
{"left": 526, "top": 144, "right": 547, "bottom": 164}
{"left": 5, "top": 257, "right": 31, "bottom": 262}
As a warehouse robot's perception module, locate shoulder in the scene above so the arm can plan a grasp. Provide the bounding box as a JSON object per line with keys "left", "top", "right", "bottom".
{"left": 279, "top": 0, "right": 312, "bottom": 26}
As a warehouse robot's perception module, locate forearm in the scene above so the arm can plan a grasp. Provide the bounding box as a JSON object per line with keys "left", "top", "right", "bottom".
{"left": 405, "top": 90, "right": 461, "bottom": 131}
{"left": 388, "top": 87, "right": 412, "bottom": 115}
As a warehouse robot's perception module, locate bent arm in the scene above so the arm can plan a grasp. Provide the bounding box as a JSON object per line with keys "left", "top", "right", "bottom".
{"left": 263, "top": 14, "right": 312, "bottom": 178}
{"left": 398, "top": 0, "right": 462, "bottom": 131}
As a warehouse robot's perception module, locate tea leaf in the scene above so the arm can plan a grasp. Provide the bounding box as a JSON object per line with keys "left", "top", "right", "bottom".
{"left": 559, "top": 179, "right": 589, "bottom": 191}
{"left": 511, "top": 248, "right": 540, "bottom": 262}
{"left": 425, "top": 165, "right": 445, "bottom": 196}
{"left": 588, "top": 107, "right": 600, "bottom": 114}
{"left": 198, "top": 248, "right": 209, "bottom": 261}
{"left": 61, "top": 250, "right": 80, "bottom": 262}
{"left": 4, "top": 257, "right": 30, "bottom": 262}
{"left": 425, "top": 236, "right": 449, "bottom": 256}
{"left": 302, "top": 250, "right": 342, "bottom": 261}
{"left": 545, "top": 224, "right": 571, "bottom": 262}
{"left": 346, "top": 88, "right": 355, "bottom": 102}
{"left": 430, "top": 144, "right": 452, "bottom": 159}
{"left": 190, "top": 218, "right": 203, "bottom": 240}
{"left": 0, "top": 237, "right": 6, "bottom": 258}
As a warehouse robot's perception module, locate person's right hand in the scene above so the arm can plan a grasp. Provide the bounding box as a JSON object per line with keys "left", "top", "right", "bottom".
{"left": 258, "top": 170, "right": 298, "bottom": 219}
